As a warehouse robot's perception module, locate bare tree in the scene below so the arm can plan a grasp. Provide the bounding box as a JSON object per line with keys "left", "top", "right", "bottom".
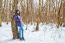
{"left": 11, "top": 0, "right": 18, "bottom": 39}
{"left": 0, "top": 0, "right": 2, "bottom": 26}
{"left": 63, "top": 0, "right": 65, "bottom": 26}
{"left": 35, "top": 0, "right": 41, "bottom": 31}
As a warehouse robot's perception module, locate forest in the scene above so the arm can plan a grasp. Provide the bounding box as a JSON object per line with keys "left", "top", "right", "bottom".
{"left": 0, "top": 0, "right": 65, "bottom": 28}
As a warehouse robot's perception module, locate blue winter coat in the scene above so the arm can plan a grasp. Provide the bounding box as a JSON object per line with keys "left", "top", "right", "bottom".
{"left": 14, "top": 15, "right": 22, "bottom": 26}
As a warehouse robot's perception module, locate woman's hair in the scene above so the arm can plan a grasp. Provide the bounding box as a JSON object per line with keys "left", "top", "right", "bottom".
{"left": 15, "top": 9, "right": 20, "bottom": 16}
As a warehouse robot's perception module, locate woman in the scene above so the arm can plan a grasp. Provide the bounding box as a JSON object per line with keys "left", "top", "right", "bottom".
{"left": 13, "top": 9, "right": 25, "bottom": 40}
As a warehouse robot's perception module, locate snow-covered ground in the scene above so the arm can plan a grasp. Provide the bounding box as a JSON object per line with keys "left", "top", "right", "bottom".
{"left": 0, "top": 22, "right": 65, "bottom": 43}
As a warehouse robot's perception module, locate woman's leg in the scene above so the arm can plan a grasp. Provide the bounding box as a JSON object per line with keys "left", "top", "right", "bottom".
{"left": 18, "top": 25, "right": 24, "bottom": 40}
{"left": 17, "top": 26, "right": 20, "bottom": 38}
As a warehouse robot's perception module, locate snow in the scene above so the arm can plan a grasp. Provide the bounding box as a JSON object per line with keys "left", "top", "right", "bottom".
{"left": 0, "top": 22, "right": 65, "bottom": 43}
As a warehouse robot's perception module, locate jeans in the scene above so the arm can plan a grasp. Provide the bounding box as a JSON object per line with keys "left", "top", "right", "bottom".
{"left": 17, "top": 25, "right": 24, "bottom": 39}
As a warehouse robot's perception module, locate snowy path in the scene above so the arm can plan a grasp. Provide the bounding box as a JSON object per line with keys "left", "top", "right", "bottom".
{"left": 0, "top": 22, "right": 65, "bottom": 43}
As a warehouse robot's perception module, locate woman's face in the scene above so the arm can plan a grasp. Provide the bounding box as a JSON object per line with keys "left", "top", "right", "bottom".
{"left": 17, "top": 11, "right": 20, "bottom": 14}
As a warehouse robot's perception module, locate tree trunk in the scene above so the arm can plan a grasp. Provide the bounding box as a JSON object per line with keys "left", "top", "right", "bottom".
{"left": 0, "top": 0, "right": 2, "bottom": 26}
{"left": 57, "top": 1, "right": 62, "bottom": 28}
{"left": 36, "top": 22, "right": 39, "bottom": 31}
{"left": 63, "top": 2, "right": 65, "bottom": 27}
{"left": 11, "top": 0, "right": 18, "bottom": 39}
